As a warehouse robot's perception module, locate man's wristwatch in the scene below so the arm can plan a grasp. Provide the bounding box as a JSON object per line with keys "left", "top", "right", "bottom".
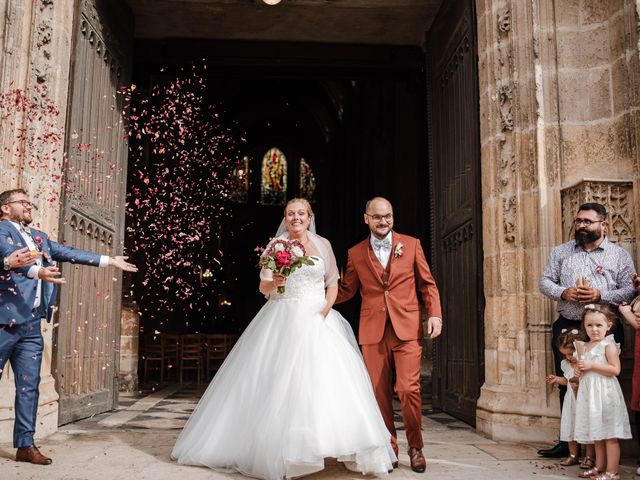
{"left": 3, "top": 256, "right": 10, "bottom": 270}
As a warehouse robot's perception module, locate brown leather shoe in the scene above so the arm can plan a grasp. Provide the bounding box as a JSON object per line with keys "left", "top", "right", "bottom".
{"left": 16, "top": 445, "right": 52, "bottom": 465}
{"left": 408, "top": 447, "right": 426, "bottom": 473}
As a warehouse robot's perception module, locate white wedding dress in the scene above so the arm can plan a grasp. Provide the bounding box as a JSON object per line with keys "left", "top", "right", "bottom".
{"left": 171, "top": 254, "right": 396, "bottom": 479}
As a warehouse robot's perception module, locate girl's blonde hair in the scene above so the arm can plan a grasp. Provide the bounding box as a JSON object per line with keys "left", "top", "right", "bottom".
{"left": 284, "top": 198, "right": 314, "bottom": 218}
{"left": 581, "top": 303, "right": 616, "bottom": 334}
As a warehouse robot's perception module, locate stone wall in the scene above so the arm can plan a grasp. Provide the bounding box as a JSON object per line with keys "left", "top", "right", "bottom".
{"left": 0, "top": 0, "right": 76, "bottom": 444}
{"left": 118, "top": 301, "right": 139, "bottom": 393}
{"left": 476, "top": 0, "right": 640, "bottom": 443}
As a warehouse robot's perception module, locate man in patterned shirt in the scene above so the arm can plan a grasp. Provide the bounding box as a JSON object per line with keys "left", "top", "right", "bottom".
{"left": 538, "top": 202, "right": 635, "bottom": 457}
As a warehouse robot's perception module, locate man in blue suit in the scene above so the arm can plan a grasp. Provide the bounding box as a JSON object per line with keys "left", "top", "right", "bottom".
{"left": 0, "top": 188, "right": 137, "bottom": 465}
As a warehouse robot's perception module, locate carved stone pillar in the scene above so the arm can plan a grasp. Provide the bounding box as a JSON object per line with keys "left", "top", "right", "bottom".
{"left": 475, "top": 0, "right": 565, "bottom": 442}
{"left": 0, "top": 0, "right": 77, "bottom": 443}
{"left": 118, "top": 300, "right": 139, "bottom": 393}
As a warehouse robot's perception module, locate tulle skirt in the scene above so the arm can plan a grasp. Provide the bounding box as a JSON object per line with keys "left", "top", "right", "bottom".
{"left": 171, "top": 296, "right": 396, "bottom": 479}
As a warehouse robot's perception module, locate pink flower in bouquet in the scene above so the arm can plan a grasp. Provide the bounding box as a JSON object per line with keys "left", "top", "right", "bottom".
{"left": 275, "top": 250, "right": 292, "bottom": 268}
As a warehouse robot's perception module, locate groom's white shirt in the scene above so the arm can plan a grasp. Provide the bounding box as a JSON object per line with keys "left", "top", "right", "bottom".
{"left": 370, "top": 231, "right": 392, "bottom": 269}
{"left": 8, "top": 220, "right": 110, "bottom": 308}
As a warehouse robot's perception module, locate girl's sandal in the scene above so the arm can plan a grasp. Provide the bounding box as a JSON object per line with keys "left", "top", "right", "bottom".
{"left": 591, "top": 473, "right": 620, "bottom": 480}
{"left": 560, "top": 454, "right": 579, "bottom": 466}
{"left": 580, "top": 456, "right": 595, "bottom": 469}
{"left": 579, "top": 467, "right": 599, "bottom": 478}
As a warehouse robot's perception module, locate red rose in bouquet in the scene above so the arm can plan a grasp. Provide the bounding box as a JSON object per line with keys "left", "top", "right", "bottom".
{"left": 258, "top": 238, "right": 315, "bottom": 294}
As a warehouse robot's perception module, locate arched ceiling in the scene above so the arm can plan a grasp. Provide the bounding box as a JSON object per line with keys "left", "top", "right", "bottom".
{"left": 127, "top": 0, "right": 443, "bottom": 46}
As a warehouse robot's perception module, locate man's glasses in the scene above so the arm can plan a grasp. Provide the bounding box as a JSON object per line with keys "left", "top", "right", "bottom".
{"left": 365, "top": 213, "right": 393, "bottom": 222}
{"left": 574, "top": 218, "right": 603, "bottom": 227}
{"left": 3, "top": 200, "right": 38, "bottom": 210}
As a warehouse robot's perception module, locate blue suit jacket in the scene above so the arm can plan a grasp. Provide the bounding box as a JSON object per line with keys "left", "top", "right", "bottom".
{"left": 0, "top": 220, "right": 102, "bottom": 325}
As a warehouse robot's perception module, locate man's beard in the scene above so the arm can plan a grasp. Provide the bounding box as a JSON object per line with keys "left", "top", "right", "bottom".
{"left": 575, "top": 228, "right": 600, "bottom": 246}
{"left": 9, "top": 213, "right": 31, "bottom": 225}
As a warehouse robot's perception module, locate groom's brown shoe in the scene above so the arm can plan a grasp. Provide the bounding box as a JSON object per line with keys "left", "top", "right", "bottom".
{"left": 16, "top": 445, "right": 52, "bottom": 465}
{"left": 408, "top": 447, "right": 426, "bottom": 473}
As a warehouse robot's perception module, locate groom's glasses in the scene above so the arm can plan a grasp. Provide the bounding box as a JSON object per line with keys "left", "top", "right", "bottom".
{"left": 3, "top": 200, "right": 38, "bottom": 210}
{"left": 365, "top": 213, "right": 393, "bottom": 222}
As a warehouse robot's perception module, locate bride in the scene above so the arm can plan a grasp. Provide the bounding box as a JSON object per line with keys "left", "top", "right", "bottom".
{"left": 171, "top": 198, "right": 396, "bottom": 479}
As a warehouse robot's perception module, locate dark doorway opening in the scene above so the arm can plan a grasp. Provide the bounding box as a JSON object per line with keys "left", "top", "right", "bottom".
{"left": 127, "top": 40, "right": 430, "bottom": 383}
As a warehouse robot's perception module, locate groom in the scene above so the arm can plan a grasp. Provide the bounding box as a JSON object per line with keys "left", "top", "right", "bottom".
{"left": 336, "top": 197, "right": 442, "bottom": 473}
{"left": 0, "top": 188, "right": 137, "bottom": 465}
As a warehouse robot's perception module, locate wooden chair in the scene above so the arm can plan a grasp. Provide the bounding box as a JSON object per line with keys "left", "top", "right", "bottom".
{"left": 163, "top": 334, "right": 180, "bottom": 379}
{"left": 142, "top": 334, "right": 165, "bottom": 383}
{"left": 179, "top": 334, "right": 203, "bottom": 383}
{"left": 204, "top": 334, "right": 230, "bottom": 379}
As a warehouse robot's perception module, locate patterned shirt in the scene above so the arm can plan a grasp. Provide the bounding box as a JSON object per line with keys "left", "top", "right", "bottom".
{"left": 540, "top": 237, "right": 636, "bottom": 320}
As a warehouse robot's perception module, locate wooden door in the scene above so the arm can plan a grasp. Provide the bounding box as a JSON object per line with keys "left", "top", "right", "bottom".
{"left": 53, "top": 0, "right": 132, "bottom": 425}
{"left": 426, "top": 0, "right": 484, "bottom": 426}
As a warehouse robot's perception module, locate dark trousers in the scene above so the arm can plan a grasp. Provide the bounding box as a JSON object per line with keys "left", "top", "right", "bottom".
{"left": 0, "top": 320, "right": 43, "bottom": 448}
{"left": 552, "top": 315, "right": 624, "bottom": 412}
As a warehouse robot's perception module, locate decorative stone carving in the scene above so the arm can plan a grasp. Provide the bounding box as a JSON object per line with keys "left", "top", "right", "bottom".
{"left": 497, "top": 8, "right": 511, "bottom": 34}
{"left": 494, "top": 1, "right": 518, "bottom": 245}
{"left": 561, "top": 180, "right": 635, "bottom": 244}
{"left": 497, "top": 82, "right": 514, "bottom": 131}
{"left": 32, "top": 0, "right": 55, "bottom": 84}
{"left": 503, "top": 194, "right": 517, "bottom": 242}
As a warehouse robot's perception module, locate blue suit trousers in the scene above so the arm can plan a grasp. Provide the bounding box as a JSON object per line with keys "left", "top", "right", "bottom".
{"left": 0, "top": 319, "right": 43, "bottom": 448}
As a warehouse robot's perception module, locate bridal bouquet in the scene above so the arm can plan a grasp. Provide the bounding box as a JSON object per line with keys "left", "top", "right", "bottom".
{"left": 258, "top": 238, "right": 315, "bottom": 294}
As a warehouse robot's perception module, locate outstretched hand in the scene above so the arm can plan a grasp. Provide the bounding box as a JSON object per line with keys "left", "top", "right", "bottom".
{"left": 109, "top": 256, "right": 138, "bottom": 272}
{"left": 7, "top": 247, "right": 39, "bottom": 268}
{"left": 545, "top": 374, "right": 560, "bottom": 384}
{"left": 38, "top": 266, "right": 66, "bottom": 284}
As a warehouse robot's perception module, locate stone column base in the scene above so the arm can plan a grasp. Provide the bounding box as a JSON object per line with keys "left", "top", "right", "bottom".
{"left": 476, "top": 385, "right": 560, "bottom": 444}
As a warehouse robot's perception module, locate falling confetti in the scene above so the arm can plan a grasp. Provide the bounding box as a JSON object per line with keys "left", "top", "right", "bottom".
{"left": 122, "top": 63, "right": 244, "bottom": 328}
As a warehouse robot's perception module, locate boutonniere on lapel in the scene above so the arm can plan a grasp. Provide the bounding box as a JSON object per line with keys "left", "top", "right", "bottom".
{"left": 595, "top": 265, "right": 605, "bottom": 275}
{"left": 394, "top": 242, "right": 404, "bottom": 258}
{"left": 34, "top": 236, "right": 49, "bottom": 261}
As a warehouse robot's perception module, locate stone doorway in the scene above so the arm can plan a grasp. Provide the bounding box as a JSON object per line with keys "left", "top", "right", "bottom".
{"left": 51, "top": 0, "right": 485, "bottom": 428}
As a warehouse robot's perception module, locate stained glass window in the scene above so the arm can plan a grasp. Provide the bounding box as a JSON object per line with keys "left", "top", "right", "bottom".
{"left": 299, "top": 158, "right": 316, "bottom": 202}
{"left": 230, "top": 156, "right": 249, "bottom": 203}
{"left": 261, "top": 148, "right": 287, "bottom": 205}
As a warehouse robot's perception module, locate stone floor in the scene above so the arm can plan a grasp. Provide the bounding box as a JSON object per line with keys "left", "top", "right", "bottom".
{"left": 0, "top": 383, "right": 637, "bottom": 480}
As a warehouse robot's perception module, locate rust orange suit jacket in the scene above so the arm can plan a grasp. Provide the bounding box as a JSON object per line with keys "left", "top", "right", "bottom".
{"left": 336, "top": 232, "right": 442, "bottom": 345}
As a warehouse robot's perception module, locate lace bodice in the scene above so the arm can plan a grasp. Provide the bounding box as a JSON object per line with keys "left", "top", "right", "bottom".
{"left": 270, "top": 257, "right": 326, "bottom": 301}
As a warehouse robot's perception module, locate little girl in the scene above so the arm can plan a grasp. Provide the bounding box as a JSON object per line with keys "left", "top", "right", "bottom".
{"left": 546, "top": 329, "right": 595, "bottom": 468}
{"left": 574, "top": 304, "right": 631, "bottom": 480}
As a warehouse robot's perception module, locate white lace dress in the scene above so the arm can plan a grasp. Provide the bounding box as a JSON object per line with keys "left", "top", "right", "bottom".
{"left": 559, "top": 359, "right": 577, "bottom": 442}
{"left": 171, "top": 257, "right": 396, "bottom": 479}
{"left": 573, "top": 335, "right": 632, "bottom": 443}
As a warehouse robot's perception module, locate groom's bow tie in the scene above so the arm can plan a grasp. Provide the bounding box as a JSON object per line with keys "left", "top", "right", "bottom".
{"left": 373, "top": 238, "right": 391, "bottom": 250}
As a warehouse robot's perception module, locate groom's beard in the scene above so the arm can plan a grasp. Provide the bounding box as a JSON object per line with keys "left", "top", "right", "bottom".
{"left": 575, "top": 228, "right": 601, "bottom": 246}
